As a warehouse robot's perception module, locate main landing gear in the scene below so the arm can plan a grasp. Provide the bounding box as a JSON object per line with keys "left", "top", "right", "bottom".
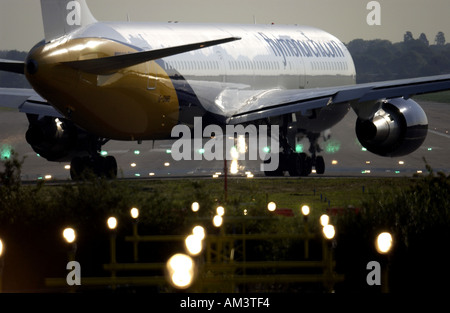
{"left": 264, "top": 132, "right": 326, "bottom": 177}
{"left": 70, "top": 138, "right": 118, "bottom": 180}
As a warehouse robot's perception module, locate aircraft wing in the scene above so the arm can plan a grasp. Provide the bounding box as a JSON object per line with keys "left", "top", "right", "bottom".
{"left": 228, "top": 74, "right": 450, "bottom": 124}
{"left": 0, "top": 87, "right": 63, "bottom": 118}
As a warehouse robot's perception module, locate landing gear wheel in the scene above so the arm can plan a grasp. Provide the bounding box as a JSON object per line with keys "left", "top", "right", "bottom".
{"left": 104, "top": 156, "right": 118, "bottom": 179}
{"left": 70, "top": 156, "right": 118, "bottom": 180}
{"left": 288, "top": 154, "right": 303, "bottom": 176}
{"left": 315, "top": 156, "right": 325, "bottom": 175}
{"left": 288, "top": 153, "right": 312, "bottom": 177}
{"left": 70, "top": 157, "right": 85, "bottom": 180}
{"left": 263, "top": 154, "right": 284, "bottom": 176}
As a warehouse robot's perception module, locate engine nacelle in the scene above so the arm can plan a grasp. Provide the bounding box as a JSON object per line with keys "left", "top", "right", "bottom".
{"left": 26, "top": 116, "right": 80, "bottom": 161}
{"left": 355, "top": 98, "right": 428, "bottom": 157}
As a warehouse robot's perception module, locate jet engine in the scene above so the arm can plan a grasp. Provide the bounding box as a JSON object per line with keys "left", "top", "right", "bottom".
{"left": 25, "top": 115, "right": 82, "bottom": 162}
{"left": 355, "top": 98, "right": 428, "bottom": 157}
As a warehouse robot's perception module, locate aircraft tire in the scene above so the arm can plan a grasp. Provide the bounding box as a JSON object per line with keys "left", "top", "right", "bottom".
{"left": 315, "top": 156, "right": 325, "bottom": 174}
{"left": 263, "top": 155, "right": 284, "bottom": 176}
{"left": 70, "top": 156, "right": 86, "bottom": 180}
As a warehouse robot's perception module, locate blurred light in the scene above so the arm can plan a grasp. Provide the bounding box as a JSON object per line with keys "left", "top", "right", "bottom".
{"left": 44, "top": 175, "right": 52, "bottom": 180}
{"left": 0, "top": 144, "right": 12, "bottom": 160}
{"left": 63, "top": 228, "right": 76, "bottom": 244}
{"left": 131, "top": 163, "right": 137, "bottom": 167}
{"left": 164, "top": 162, "right": 170, "bottom": 167}
{"left": 295, "top": 144, "right": 303, "bottom": 153}
{"left": 107, "top": 217, "right": 118, "bottom": 230}
{"left": 165, "top": 149, "right": 171, "bottom": 154}
{"left": 428, "top": 147, "right": 433, "bottom": 151}
{"left": 198, "top": 148, "right": 205, "bottom": 154}
{"left": 246, "top": 173, "right": 254, "bottom": 178}
{"left": 237, "top": 135, "right": 247, "bottom": 153}
{"left": 216, "top": 206, "right": 225, "bottom": 216}
{"left": 417, "top": 170, "right": 423, "bottom": 174}
{"left": 213, "top": 215, "right": 223, "bottom": 227}
{"left": 267, "top": 201, "right": 276, "bottom": 212}
{"left": 323, "top": 224, "right": 335, "bottom": 239}
{"left": 192, "top": 226, "right": 205, "bottom": 241}
{"left": 398, "top": 161, "right": 404, "bottom": 165}
{"left": 365, "top": 161, "right": 371, "bottom": 164}
{"left": 64, "top": 164, "right": 71, "bottom": 170}
{"left": 263, "top": 146, "right": 271, "bottom": 153}
{"left": 185, "top": 234, "right": 203, "bottom": 256}
{"left": 100, "top": 150, "right": 108, "bottom": 156}
{"left": 230, "top": 146, "right": 239, "bottom": 159}
{"left": 301, "top": 205, "right": 310, "bottom": 216}
{"left": 376, "top": 232, "right": 393, "bottom": 254}
{"left": 135, "top": 173, "right": 141, "bottom": 177}
{"left": 191, "top": 202, "right": 200, "bottom": 212}
{"left": 166, "top": 253, "right": 195, "bottom": 289}
{"left": 243, "top": 209, "right": 248, "bottom": 216}
{"left": 212, "top": 174, "right": 219, "bottom": 178}
{"left": 134, "top": 150, "right": 140, "bottom": 155}
{"left": 331, "top": 160, "right": 338, "bottom": 165}
{"left": 320, "top": 214, "right": 329, "bottom": 227}
{"left": 325, "top": 139, "right": 341, "bottom": 154}
{"left": 395, "top": 170, "right": 400, "bottom": 174}
{"left": 230, "top": 160, "right": 238, "bottom": 174}
{"left": 130, "top": 207, "right": 139, "bottom": 219}
{"left": 0, "top": 238, "right": 4, "bottom": 257}
{"left": 149, "top": 172, "right": 155, "bottom": 176}
{"left": 361, "top": 147, "right": 367, "bottom": 151}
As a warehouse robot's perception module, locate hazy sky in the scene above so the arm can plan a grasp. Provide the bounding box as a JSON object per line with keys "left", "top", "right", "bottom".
{"left": 1, "top": 0, "right": 450, "bottom": 51}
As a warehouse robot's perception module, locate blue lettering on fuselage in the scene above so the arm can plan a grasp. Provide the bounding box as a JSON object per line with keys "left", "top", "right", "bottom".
{"left": 258, "top": 33, "right": 345, "bottom": 63}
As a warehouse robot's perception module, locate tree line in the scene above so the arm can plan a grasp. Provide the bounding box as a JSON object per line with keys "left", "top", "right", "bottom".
{"left": 2, "top": 31, "right": 450, "bottom": 86}
{"left": 347, "top": 31, "right": 450, "bottom": 83}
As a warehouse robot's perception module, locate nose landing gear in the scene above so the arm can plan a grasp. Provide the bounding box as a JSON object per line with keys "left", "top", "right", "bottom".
{"left": 70, "top": 138, "right": 118, "bottom": 180}
{"left": 70, "top": 155, "right": 118, "bottom": 180}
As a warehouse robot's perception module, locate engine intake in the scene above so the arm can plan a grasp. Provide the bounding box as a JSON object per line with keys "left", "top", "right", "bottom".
{"left": 26, "top": 116, "right": 78, "bottom": 161}
{"left": 355, "top": 98, "right": 428, "bottom": 157}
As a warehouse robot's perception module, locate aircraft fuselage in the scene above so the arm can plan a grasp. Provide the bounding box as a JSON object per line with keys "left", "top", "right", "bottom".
{"left": 26, "top": 22, "right": 356, "bottom": 141}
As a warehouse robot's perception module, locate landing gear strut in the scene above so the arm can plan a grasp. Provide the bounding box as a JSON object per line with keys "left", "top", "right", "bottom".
{"left": 264, "top": 130, "right": 326, "bottom": 177}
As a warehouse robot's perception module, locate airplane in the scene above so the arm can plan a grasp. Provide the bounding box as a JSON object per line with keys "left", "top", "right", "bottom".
{"left": 1, "top": 0, "right": 450, "bottom": 179}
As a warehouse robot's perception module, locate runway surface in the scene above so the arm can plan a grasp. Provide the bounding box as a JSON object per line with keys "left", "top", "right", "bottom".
{"left": 0, "top": 100, "right": 448, "bottom": 181}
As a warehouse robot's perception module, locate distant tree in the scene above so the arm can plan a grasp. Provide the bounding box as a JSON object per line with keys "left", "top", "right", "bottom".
{"left": 404, "top": 31, "right": 414, "bottom": 42}
{"left": 419, "top": 33, "right": 429, "bottom": 46}
{"left": 435, "top": 31, "right": 446, "bottom": 46}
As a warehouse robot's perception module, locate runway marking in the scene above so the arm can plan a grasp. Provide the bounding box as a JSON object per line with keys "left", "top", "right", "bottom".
{"left": 429, "top": 130, "right": 450, "bottom": 139}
